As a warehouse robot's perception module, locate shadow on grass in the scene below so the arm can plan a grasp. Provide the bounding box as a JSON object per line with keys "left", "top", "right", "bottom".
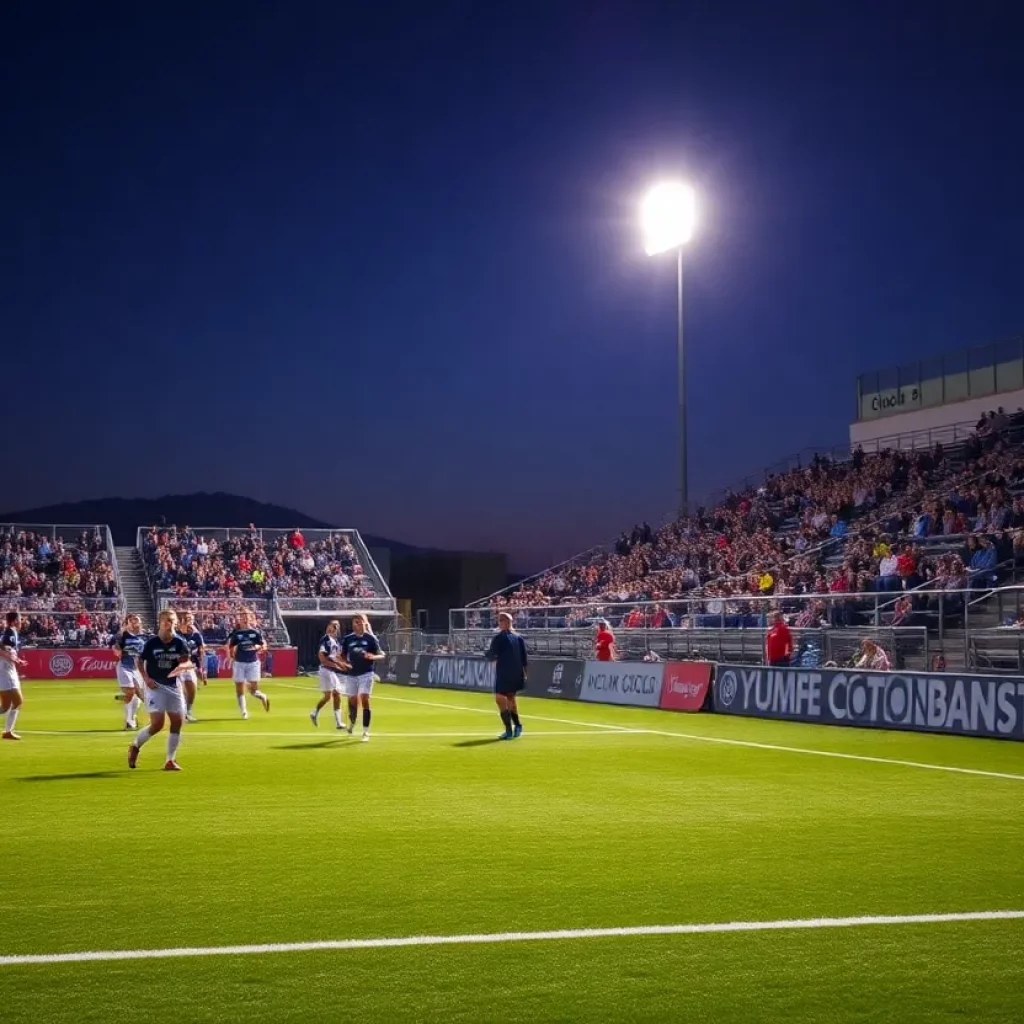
{"left": 273, "top": 739, "right": 354, "bottom": 750}
{"left": 452, "top": 737, "right": 507, "bottom": 748}
{"left": 16, "top": 770, "right": 128, "bottom": 782}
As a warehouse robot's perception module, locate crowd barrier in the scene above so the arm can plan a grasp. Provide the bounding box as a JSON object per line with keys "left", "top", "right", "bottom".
{"left": 20, "top": 647, "right": 299, "bottom": 680}
{"left": 382, "top": 653, "right": 713, "bottom": 711}
{"left": 382, "top": 652, "right": 1024, "bottom": 741}
{"left": 712, "top": 664, "right": 1024, "bottom": 741}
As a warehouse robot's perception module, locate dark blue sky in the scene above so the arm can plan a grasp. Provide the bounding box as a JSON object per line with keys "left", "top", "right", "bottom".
{"left": 4, "top": 1, "right": 1023, "bottom": 571}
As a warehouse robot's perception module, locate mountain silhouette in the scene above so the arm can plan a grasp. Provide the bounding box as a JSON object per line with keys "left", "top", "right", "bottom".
{"left": 0, "top": 492, "right": 423, "bottom": 552}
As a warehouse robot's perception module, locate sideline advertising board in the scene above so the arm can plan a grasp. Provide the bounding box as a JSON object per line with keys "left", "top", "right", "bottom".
{"left": 713, "top": 664, "right": 1024, "bottom": 740}
{"left": 659, "top": 661, "right": 713, "bottom": 712}
{"left": 578, "top": 661, "right": 664, "bottom": 707}
{"left": 20, "top": 646, "right": 298, "bottom": 680}
{"left": 383, "top": 653, "right": 585, "bottom": 700}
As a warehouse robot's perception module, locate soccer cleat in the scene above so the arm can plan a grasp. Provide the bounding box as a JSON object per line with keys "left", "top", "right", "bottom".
{"left": 128, "top": 744, "right": 139, "bottom": 769}
{"left": 498, "top": 730, "right": 514, "bottom": 740}
{"left": 513, "top": 724, "right": 523, "bottom": 739}
{"left": 263, "top": 696, "right": 271, "bottom": 713}
{"left": 309, "top": 711, "right": 319, "bottom": 728}
{"left": 162, "top": 760, "right": 183, "bottom": 772}
{"left": 186, "top": 711, "right": 197, "bottom": 723}
{"left": 347, "top": 723, "right": 354, "bottom": 735}
{"left": 361, "top": 732, "right": 370, "bottom": 743}
{"left": 241, "top": 711, "right": 249, "bottom": 721}
{"left": 2, "top": 731, "right": 21, "bottom": 741}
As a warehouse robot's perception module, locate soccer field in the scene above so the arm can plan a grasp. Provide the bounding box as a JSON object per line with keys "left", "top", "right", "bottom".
{"left": 2, "top": 678, "right": 1023, "bottom": 1023}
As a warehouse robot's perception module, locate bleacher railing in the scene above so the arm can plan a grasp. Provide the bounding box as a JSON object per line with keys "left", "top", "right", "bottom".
{"left": 155, "top": 593, "right": 292, "bottom": 645}
{"left": 275, "top": 596, "right": 397, "bottom": 614}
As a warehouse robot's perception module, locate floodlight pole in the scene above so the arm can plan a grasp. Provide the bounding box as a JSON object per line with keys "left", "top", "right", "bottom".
{"left": 676, "top": 245, "right": 687, "bottom": 517}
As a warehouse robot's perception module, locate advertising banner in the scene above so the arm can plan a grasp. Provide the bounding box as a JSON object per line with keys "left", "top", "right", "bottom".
{"left": 20, "top": 646, "right": 298, "bottom": 680}
{"left": 659, "top": 661, "right": 713, "bottom": 712}
{"left": 578, "top": 661, "right": 664, "bottom": 707}
{"left": 523, "top": 659, "right": 584, "bottom": 700}
{"left": 713, "top": 664, "right": 1024, "bottom": 741}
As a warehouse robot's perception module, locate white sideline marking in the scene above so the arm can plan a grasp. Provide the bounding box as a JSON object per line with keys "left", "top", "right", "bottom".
{"left": 2, "top": 910, "right": 1021, "bottom": 967}
{"left": 20, "top": 729, "right": 626, "bottom": 740}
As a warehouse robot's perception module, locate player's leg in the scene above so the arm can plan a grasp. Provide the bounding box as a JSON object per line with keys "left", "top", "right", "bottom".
{"left": 345, "top": 677, "right": 358, "bottom": 734}
{"left": 311, "top": 670, "right": 334, "bottom": 726}
{"left": 494, "top": 692, "right": 513, "bottom": 738}
{"left": 129, "top": 706, "right": 165, "bottom": 768}
{"left": 247, "top": 664, "right": 269, "bottom": 712}
{"left": 120, "top": 687, "right": 138, "bottom": 729}
{"left": 183, "top": 675, "right": 197, "bottom": 722}
{"left": 331, "top": 688, "right": 344, "bottom": 729}
{"left": 508, "top": 694, "right": 523, "bottom": 737}
{"left": 164, "top": 704, "right": 184, "bottom": 770}
{"left": 1, "top": 686, "right": 23, "bottom": 740}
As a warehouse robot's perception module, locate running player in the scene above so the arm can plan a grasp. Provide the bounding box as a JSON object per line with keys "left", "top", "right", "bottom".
{"left": 227, "top": 609, "right": 270, "bottom": 719}
{"left": 310, "top": 619, "right": 350, "bottom": 729}
{"left": 177, "top": 611, "right": 206, "bottom": 723}
{"left": 128, "top": 609, "right": 192, "bottom": 771}
{"left": 112, "top": 613, "right": 147, "bottom": 730}
{"left": 340, "top": 614, "right": 383, "bottom": 742}
{"left": 0, "top": 611, "right": 27, "bottom": 740}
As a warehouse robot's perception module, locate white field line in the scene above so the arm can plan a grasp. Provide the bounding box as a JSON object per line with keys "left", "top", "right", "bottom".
{"left": 19, "top": 729, "right": 628, "bottom": 740}
{"left": 2, "top": 910, "right": 1021, "bottom": 967}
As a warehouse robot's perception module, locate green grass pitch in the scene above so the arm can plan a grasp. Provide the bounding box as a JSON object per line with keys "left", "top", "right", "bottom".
{"left": 1, "top": 676, "right": 1022, "bottom": 1022}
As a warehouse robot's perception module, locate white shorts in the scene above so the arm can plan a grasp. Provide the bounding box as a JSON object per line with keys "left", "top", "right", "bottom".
{"left": 0, "top": 669, "right": 21, "bottom": 693}
{"left": 178, "top": 669, "right": 198, "bottom": 685}
{"left": 233, "top": 661, "right": 261, "bottom": 685}
{"left": 144, "top": 684, "right": 186, "bottom": 716}
{"left": 318, "top": 667, "right": 342, "bottom": 692}
{"left": 344, "top": 672, "right": 374, "bottom": 697}
{"left": 116, "top": 664, "right": 143, "bottom": 691}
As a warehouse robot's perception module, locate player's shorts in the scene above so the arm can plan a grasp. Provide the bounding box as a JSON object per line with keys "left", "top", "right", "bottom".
{"left": 116, "top": 664, "right": 143, "bottom": 691}
{"left": 177, "top": 669, "right": 198, "bottom": 685}
{"left": 144, "top": 684, "right": 186, "bottom": 716}
{"left": 318, "top": 667, "right": 342, "bottom": 692}
{"left": 233, "top": 661, "right": 261, "bottom": 684}
{"left": 344, "top": 672, "right": 374, "bottom": 697}
{"left": 0, "top": 669, "right": 21, "bottom": 693}
{"left": 494, "top": 675, "right": 526, "bottom": 696}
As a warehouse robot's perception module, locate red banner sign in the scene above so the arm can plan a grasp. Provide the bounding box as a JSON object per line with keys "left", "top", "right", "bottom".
{"left": 18, "top": 647, "right": 298, "bottom": 680}
{"left": 659, "top": 661, "right": 713, "bottom": 712}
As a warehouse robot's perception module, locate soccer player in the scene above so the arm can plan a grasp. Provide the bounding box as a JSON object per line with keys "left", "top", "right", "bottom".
{"left": 340, "top": 614, "right": 383, "bottom": 741}
{"left": 486, "top": 611, "right": 528, "bottom": 739}
{"left": 228, "top": 609, "right": 270, "bottom": 719}
{"left": 112, "top": 613, "right": 147, "bottom": 729}
{"left": 128, "top": 609, "right": 192, "bottom": 771}
{"left": 310, "top": 619, "right": 350, "bottom": 729}
{"left": 0, "top": 611, "right": 27, "bottom": 740}
{"left": 177, "top": 611, "right": 206, "bottom": 723}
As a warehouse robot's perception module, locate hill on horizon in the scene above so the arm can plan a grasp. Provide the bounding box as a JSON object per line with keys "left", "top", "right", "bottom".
{"left": 0, "top": 492, "right": 423, "bottom": 552}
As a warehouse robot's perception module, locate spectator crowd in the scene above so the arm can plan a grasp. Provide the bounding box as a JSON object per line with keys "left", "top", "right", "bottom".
{"left": 0, "top": 527, "right": 117, "bottom": 603}
{"left": 141, "top": 525, "right": 380, "bottom": 601}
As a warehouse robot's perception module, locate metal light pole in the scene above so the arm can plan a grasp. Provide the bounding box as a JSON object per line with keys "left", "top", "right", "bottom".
{"left": 642, "top": 182, "right": 697, "bottom": 517}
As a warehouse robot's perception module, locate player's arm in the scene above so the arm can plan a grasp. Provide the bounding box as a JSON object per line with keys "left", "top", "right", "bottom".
{"left": 227, "top": 629, "right": 238, "bottom": 661}
{"left": 363, "top": 636, "right": 384, "bottom": 661}
{"left": 111, "top": 632, "right": 124, "bottom": 657}
{"left": 137, "top": 642, "right": 157, "bottom": 689}
{"left": 484, "top": 634, "right": 500, "bottom": 662}
{"left": 317, "top": 641, "right": 335, "bottom": 669}
{"left": 520, "top": 636, "right": 528, "bottom": 677}
{"left": 253, "top": 630, "right": 267, "bottom": 652}
{"left": 0, "top": 641, "right": 24, "bottom": 667}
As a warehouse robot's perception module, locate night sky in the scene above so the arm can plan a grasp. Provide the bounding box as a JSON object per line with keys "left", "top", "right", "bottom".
{"left": 4, "top": 1, "right": 1023, "bottom": 572}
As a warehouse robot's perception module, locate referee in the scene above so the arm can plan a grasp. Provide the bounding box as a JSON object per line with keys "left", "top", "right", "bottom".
{"left": 486, "top": 611, "right": 527, "bottom": 740}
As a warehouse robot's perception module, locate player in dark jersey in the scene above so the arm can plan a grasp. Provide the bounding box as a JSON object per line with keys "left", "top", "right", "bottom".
{"left": 227, "top": 609, "right": 269, "bottom": 719}
{"left": 177, "top": 611, "right": 206, "bottom": 723}
{"left": 486, "top": 612, "right": 528, "bottom": 739}
{"left": 112, "top": 613, "right": 147, "bottom": 730}
{"left": 310, "top": 619, "right": 350, "bottom": 729}
{"left": 339, "top": 614, "right": 383, "bottom": 742}
{"left": 128, "top": 609, "right": 193, "bottom": 771}
{"left": 0, "top": 611, "right": 27, "bottom": 740}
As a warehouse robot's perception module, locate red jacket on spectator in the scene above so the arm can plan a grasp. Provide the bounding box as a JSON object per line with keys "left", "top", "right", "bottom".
{"left": 765, "top": 621, "right": 793, "bottom": 665}
{"left": 897, "top": 552, "right": 917, "bottom": 577}
{"left": 595, "top": 628, "right": 615, "bottom": 661}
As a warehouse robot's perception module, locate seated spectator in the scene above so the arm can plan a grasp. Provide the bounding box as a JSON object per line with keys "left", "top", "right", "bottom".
{"left": 968, "top": 535, "right": 998, "bottom": 588}
{"left": 855, "top": 637, "right": 891, "bottom": 671}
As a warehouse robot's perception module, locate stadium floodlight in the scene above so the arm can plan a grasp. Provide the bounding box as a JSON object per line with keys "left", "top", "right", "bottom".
{"left": 641, "top": 181, "right": 697, "bottom": 256}
{"left": 641, "top": 181, "right": 697, "bottom": 516}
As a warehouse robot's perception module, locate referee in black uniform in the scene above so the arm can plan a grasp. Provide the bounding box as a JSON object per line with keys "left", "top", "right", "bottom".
{"left": 485, "top": 611, "right": 527, "bottom": 740}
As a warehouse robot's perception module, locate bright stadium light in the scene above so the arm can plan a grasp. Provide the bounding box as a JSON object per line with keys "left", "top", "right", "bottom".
{"left": 642, "top": 180, "right": 698, "bottom": 515}
{"left": 641, "top": 181, "right": 697, "bottom": 256}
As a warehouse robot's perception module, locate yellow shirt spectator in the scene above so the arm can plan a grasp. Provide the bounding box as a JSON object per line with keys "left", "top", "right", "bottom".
{"left": 758, "top": 572, "right": 774, "bottom": 593}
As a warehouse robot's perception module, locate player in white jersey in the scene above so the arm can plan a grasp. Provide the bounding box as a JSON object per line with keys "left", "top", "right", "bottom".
{"left": 112, "top": 613, "right": 147, "bottom": 729}
{"left": 309, "top": 619, "right": 350, "bottom": 729}
{"left": 0, "top": 611, "right": 27, "bottom": 740}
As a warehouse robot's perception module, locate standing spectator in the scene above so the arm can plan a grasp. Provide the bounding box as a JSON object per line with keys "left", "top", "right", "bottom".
{"left": 594, "top": 620, "right": 616, "bottom": 662}
{"left": 764, "top": 612, "right": 793, "bottom": 668}
{"left": 289, "top": 529, "right": 305, "bottom": 550}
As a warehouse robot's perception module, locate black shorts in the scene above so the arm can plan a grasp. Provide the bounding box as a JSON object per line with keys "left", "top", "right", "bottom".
{"left": 495, "top": 678, "right": 525, "bottom": 696}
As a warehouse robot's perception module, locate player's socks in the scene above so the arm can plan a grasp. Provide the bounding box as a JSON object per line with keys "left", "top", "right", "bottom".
{"left": 362, "top": 707, "right": 371, "bottom": 730}
{"left": 134, "top": 726, "right": 152, "bottom": 748}
{"left": 499, "top": 709, "right": 513, "bottom": 735}
{"left": 237, "top": 694, "right": 247, "bottom": 716}
{"left": 510, "top": 711, "right": 521, "bottom": 728}
{"left": 348, "top": 701, "right": 358, "bottom": 725}
{"left": 252, "top": 689, "right": 269, "bottom": 711}
{"left": 130, "top": 695, "right": 141, "bottom": 720}
{"left": 167, "top": 732, "right": 181, "bottom": 762}
{"left": 334, "top": 709, "right": 343, "bottom": 728}
{"left": 124, "top": 698, "right": 135, "bottom": 726}
{"left": 5, "top": 707, "right": 21, "bottom": 733}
